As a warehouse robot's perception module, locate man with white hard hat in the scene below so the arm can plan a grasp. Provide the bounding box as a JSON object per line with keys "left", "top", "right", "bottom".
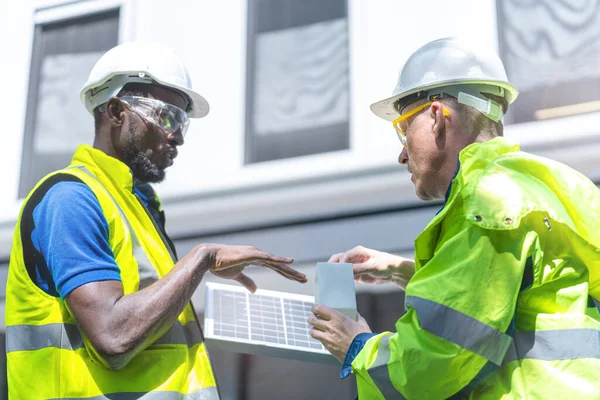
{"left": 309, "top": 37, "right": 600, "bottom": 399}
{"left": 6, "top": 41, "right": 307, "bottom": 399}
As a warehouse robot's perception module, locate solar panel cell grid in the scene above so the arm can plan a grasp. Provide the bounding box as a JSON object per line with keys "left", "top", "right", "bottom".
{"left": 207, "top": 284, "right": 326, "bottom": 352}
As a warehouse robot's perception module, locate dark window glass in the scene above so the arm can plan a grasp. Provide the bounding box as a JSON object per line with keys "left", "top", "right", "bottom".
{"left": 245, "top": 0, "right": 350, "bottom": 163}
{"left": 19, "top": 10, "right": 119, "bottom": 198}
{"left": 497, "top": 0, "right": 600, "bottom": 124}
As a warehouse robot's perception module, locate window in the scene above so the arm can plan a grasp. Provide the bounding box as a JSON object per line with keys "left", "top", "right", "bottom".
{"left": 245, "top": 0, "right": 350, "bottom": 163}
{"left": 497, "top": 0, "right": 600, "bottom": 124}
{"left": 19, "top": 9, "right": 119, "bottom": 198}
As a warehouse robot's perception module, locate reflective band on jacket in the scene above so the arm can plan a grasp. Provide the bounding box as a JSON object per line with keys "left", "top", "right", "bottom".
{"left": 502, "top": 329, "right": 600, "bottom": 366}
{"left": 365, "top": 326, "right": 600, "bottom": 398}
{"left": 52, "top": 387, "right": 219, "bottom": 400}
{"left": 368, "top": 334, "right": 406, "bottom": 399}
{"left": 406, "top": 296, "right": 512, "bottom": 366}
{"left": 6, "top": 321, "right": 203, "bottom": 353}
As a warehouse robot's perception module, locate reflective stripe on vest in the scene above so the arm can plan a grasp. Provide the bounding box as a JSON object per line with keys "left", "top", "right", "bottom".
{"left": 71, "top": 166, "right": 159, "bottom": 285}
{"left": 52, "top": 386, "right": 219, "bottom": 400}
{"left": 6, "top": 321, "right": 203, "bottom": 352}
{"left": 406, "top": 295, "right": 512, "bottom": 366}
{"left": 7, "top": 156, "right": 218, "bottom": 399}
{"left": 367, "top": 334, "right": 406, "bottom": 399}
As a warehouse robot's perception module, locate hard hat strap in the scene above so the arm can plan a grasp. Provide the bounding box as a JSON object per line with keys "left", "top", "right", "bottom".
{"left": 395, "top": 84, "right": 506, "bottom": 123}
{"left": 438, "top": 85, "right": 505, "bottom": 123}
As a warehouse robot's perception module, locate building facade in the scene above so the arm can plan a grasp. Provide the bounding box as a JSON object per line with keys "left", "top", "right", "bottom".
{"left": 1, "top": 0, "right": 600, "bottom": 398}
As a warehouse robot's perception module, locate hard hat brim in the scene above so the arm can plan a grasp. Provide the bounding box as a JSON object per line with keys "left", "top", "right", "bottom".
{"left": 370, "top": 79, "right": 519, "bottom": 122}
{"left": 80, "top": 71, "right": 210, "bottom": 119}
{"left": 176, "top": 85, "right": 210, "bottom": 118}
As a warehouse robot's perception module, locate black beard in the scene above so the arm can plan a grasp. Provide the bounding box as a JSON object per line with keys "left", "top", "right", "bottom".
{"left": 122, "top": 122, "right": 165, "bottom": 183}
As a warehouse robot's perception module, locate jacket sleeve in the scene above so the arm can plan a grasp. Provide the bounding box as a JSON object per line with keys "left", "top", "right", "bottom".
{"left": 351, "top": 221, "right": 537, "bottom": 399}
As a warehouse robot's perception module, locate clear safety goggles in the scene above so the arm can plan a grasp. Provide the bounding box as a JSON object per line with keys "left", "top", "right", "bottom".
{"left": 119, "top": 96, "right": 190, "bottom": 137}
{"left": 392, "top": 101, "right": 450, "bottom": 146}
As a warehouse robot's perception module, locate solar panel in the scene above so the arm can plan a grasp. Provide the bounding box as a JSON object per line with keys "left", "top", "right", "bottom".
{"left": 204, "top": 282, "right": 336, "bottom": 364}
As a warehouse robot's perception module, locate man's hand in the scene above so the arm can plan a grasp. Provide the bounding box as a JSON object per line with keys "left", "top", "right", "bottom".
{"left": 329, "top": 245, "right": 415, "bottom": 290}
{"left": 205, "top": 244, "right": 307, "bottom": 293}
{"left": 66, "top": 243, "right": 305, "bottom": 370}
{"left": 308, "top": 305, "right": 371, "bottom": 363}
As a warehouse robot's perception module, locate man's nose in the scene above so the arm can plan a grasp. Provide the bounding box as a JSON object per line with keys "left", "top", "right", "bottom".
{"left": 398, "top": 147, "right": 408, "bottom": 165}
{"left": 168, "top": 130, "right": 184, "bottom": 147}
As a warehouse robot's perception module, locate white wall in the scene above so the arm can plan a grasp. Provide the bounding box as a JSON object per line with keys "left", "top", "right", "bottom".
{"left": 0, "top": 0, "right": 34, "bottom": 223}
{"left": 143, "top": 0, "right": 505, "bottom": 198}
{"left": 1, "top": 0, "right": 600, "bottom": 254}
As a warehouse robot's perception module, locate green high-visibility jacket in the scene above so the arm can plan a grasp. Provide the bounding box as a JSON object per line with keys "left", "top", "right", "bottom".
{"left": 352, "top": 138, "right": 600, "bottom": 399}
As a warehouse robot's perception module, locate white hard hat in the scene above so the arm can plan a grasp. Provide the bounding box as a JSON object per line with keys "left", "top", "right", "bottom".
{"left": 80, "top": 41, "right": 209, "bottom": 118}
{"left": 370, "top": 37, "right": 518, "bottom": 122}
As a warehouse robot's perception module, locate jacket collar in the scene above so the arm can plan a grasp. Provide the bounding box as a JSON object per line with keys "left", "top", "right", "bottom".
{"left": 414, "top": 138, "right": 520, "bottom": 267}
{"left": 452, "top": 137, "right": 520, "bottom": 200}
{"left": 71, "top": 145, "right": 134, "bottom": 193}
{"left": 440, "top": 138, "right": 521, "bottom": 212}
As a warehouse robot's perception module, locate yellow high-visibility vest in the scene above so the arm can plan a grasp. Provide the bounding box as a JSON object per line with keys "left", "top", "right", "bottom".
{"left": 351, "top": 138, "right": 600, "bottom": 399}
{"left": 6, "top": 145, "right": 219, "bottom": 399}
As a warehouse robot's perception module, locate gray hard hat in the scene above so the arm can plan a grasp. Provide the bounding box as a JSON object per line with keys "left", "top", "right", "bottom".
{"left": 370, "top": 37, "right": 518, "bottom": 122}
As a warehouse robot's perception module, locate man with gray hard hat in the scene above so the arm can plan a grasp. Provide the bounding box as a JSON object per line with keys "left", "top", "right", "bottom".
{"left": 309, "top": 37, "right": 600, "bottom": 399}
{"left": 6, "top": 41, "right": 307, "bottom": 399}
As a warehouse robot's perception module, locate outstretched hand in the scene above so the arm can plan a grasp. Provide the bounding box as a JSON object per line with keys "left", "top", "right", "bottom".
{"left": 206, "top": 244, "right": 307, "bottom": 293}
{"left": 328, "top": 245, "right": 415, "bottom": 290}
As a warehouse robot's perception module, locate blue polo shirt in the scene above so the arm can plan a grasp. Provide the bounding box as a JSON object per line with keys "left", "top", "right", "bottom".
{"left": 30, "top": 181, "right": 152, "bottom": 298}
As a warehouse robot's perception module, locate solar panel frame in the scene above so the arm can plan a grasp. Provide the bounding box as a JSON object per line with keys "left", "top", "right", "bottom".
{"left": 204, "top": 282, "right": 336, "bottom": 364}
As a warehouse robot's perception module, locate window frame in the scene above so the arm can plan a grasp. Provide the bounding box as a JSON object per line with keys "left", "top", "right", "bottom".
{"left": 19, "top": 0, "right": 134, "bottom": 199}
{"left": 496, "top": 0, "right": 600, "bottom": 125}
{"left": 243, "top": 0, "right": 351, "bottom": 164}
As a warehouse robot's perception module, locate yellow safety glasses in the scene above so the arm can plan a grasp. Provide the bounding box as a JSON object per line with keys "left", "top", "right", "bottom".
{"left": 392, "top": 101, "right": 451, "bottom": 146}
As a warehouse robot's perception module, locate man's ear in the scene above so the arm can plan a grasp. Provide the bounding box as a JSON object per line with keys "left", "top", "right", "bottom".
{"left": 430, "top": 100, "right": 447, "bottom": 140}
{"left": 106, "top": 97, "right": 125, "bottom": 128}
